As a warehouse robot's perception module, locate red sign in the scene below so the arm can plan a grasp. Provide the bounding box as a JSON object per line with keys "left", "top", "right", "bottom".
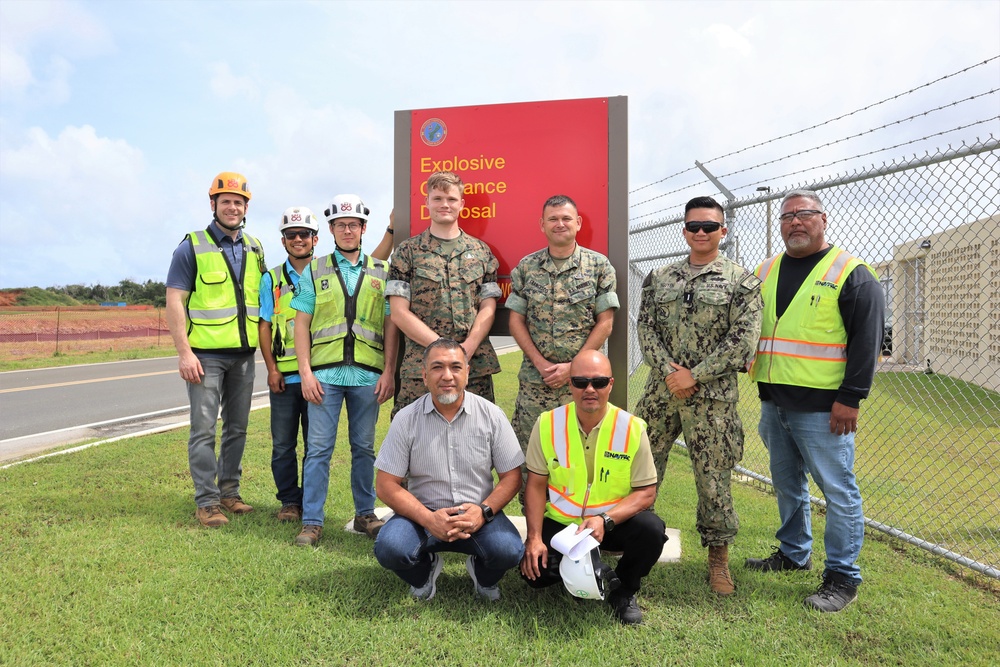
{"left": 407, "top": 98, "right": 611, "bottom": 303}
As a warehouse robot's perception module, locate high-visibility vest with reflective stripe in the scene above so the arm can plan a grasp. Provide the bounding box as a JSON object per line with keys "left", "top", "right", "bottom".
{"left": 749, "top": 246, "right": 877, "bottom": 390}
{"left": 308, "top": 253, "right": 389, "bottom": 374}
{"left": 268, "top": 264, "right": 299, "bottom": 375}
{"left": 538, "top": 402, "right": 644, "bottom": 526}
{"left": 186, "top": 229, "right": 263, "bottom": 353}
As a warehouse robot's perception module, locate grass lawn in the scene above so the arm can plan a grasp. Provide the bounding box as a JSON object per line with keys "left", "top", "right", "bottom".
{"left": 1, "top": 353, "right": 998, "bottom": 666}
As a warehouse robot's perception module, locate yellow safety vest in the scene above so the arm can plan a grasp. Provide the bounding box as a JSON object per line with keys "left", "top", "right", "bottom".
{"left": 749, "top": 246, "right": 877, "bottom": 390}
{"left": 267, "top": 264, "right": 299, "bottom": 375}
{"left": 539, "top": 402, "right": 645, "bottom": 526}
{"left": 185, "top": 228, "right": 263, "bottom": 353}
{"left": 309, "top": 253, "right": 389, "bottom": 374}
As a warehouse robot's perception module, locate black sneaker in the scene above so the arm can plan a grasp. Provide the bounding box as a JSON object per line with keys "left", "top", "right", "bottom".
{"left": 745, "top": 547, "right": 812, "bottom": 572}
{"left": 804, "top": 572, "right": 858, "bottom": 612}
{"left": 607, "top": 591, "right": 643, "bottom": 625}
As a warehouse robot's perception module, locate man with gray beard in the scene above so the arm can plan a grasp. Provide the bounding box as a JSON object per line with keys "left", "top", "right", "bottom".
{"left": 373, "top": 338, "right": 525, "bottom": 602}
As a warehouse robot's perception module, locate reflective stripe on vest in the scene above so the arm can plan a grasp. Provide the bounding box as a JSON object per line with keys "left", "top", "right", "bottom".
{"left": 308, "top": 253, "right": 388, "bottom": 373}
{"left": 185, "top": 228, "right": 263, "bottom": 352}
{"left": 750, "top": 247, "right": 876, "bottom": 390}
{"left": 539, "top": 403, "right": 642, "bottom": 525}
{"left": 269, "top": 265, "right": 299, "bottom": 375}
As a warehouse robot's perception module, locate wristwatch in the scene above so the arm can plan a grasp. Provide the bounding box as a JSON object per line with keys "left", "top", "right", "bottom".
{"left": 480, "top": 503, "right": 495, "bottom": 523}
{"left": 599, "top": 512, "right": 615, "bottom": 532}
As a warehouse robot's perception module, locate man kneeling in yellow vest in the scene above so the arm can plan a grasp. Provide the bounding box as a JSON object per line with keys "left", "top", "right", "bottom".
{"left": 520, "top": 350, "right": 667, "bottom": 625}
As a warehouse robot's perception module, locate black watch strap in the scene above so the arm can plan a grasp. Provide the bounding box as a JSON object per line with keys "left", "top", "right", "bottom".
{"left": 480, "top": 503, "right": 495, "bottom": 523}
{"left": 599, "top": 512, "right": 615, "bottom": 532}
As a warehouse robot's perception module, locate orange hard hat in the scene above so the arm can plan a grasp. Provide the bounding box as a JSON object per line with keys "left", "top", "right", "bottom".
{"left": 209, "top": 172, "right": 252, "bottom": 201}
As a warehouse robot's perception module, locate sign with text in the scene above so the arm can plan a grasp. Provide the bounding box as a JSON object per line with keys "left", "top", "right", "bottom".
{"left": 397, "top": 97, "right": 616, "bottom": 305}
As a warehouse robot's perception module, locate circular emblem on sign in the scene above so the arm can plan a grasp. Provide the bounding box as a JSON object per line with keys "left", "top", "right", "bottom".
{"left": 420, "top": 118, "right": 447, "bottom": 146}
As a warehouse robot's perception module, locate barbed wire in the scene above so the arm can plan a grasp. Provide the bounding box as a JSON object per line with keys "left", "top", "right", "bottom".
{"left": 715, "top": 89, "right": 999, "bottom": 181}
{"left": 729, "top": 116, "right": 1000, "bottom": 193}
{"left": 628, "top": 117, "right": 1000, "bottom": 223}
{"left": 630, "top": 89, "right": 997, "bottom": 210}
{"left": 628, "top": 54, "right": 1000, "bottom": 194}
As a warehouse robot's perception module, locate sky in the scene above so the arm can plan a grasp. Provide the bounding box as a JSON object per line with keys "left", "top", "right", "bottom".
{"left": 0, "top": 0, "right": 998, "bottom": 289}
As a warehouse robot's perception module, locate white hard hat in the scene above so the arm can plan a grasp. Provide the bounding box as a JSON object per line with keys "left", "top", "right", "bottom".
{"left": 324, "top": 194, "right": 370, "bottom": 223}
{"left": 559, "top": 548, "right": 619, "bottom": 600}
{"left": 280, "top": 207, "right": 320, "bottom": 233}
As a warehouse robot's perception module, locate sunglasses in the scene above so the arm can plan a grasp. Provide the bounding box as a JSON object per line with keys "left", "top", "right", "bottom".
{"left": 684, "top": 221, "right": 722, "bottom": 234}
{"left": 570, "top": 376, "right": 612, "bottom": 390}
{"left": 282, "top": 230, "right": 315, "bottom": 240}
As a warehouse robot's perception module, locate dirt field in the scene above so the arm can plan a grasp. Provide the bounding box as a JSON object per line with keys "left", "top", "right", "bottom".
{"left": 0, "top": 307, "right": 170, "bottom": 360}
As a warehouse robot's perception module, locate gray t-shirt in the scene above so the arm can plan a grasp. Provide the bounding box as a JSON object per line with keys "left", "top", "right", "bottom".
{"left": 375, "top": 391, "right": 525, "bottom": 510}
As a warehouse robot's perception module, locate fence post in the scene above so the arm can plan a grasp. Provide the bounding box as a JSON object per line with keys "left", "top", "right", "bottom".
{"left": 55, "top": 307, "right": 61, "bottom": 355}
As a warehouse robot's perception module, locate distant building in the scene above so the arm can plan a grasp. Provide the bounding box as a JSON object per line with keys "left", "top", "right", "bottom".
{"left": 886, "top": 214, "right": 999, "bottom": 392}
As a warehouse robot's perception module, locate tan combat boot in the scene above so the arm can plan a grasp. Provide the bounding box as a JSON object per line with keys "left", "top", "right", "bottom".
{"left": 708, "top": 544, "right": 735, "bottom": 596}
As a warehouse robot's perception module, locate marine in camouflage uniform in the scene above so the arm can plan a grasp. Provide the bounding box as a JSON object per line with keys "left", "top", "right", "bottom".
{"left": 635, "top": 196, "right": 761, "bottom": 595}
{"left": 508, "top": 245, "right": 618, "bottom": 447}
{"left": 386, "top": 172, "right": 501, "bottom": 417}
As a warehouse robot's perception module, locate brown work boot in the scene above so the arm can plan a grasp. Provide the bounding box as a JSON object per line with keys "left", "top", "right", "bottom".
{"left": 353, "top": 513, "right": 385, "bottom": 539}
{"left": 196, "top": 505, "right": 229, "bottom": 528}
{"left": 277, "top": 504, "right": 302, "bottom": 522}
{"left": 295, "top": 524, "right": 322, "bottom": 547}
{"left": 708, "top": 544, "right": 736, "bottom": 596}
{"left": 220, "top": 495, "right": 254, "bottom": 514}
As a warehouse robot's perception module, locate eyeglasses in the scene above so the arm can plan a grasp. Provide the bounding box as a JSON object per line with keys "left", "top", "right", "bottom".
{"left": 778, "top": 209, "right": 822, "bottom": 223}
{"left": 684, "top": 221, "right": 722, "bottom": 234}
{"left": 570, "top": 376, "right": 612, "bottom": 390}
{"left": 282, "top": 230, "right": 315, "bottom": 240}
{"left": 332, "top": 222, "right": 362, "bottom": 232}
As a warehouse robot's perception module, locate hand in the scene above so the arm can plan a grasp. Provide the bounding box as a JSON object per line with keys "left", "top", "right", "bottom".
{"left": 579, "top": 515, "right": 605, "bottom": 543}
{"left": 388, "top": 208, "right": 395, "bottom": 232}
{"left": 665, "top": 362, "right": 698, "bottom": 398}
{"left": 178, "top": 351, "right": 204, "bottom": 384}
{"left": 301, "top": 374, "right": 325, "bottom": 405}
{"left": 830, "top": 401, "right": 859, "bottom": 435}
{"left": 460, "top": 339, "right": 475, "bottom": 361}
{"left": 429, "top": 506, "right": 476, "bottom": 542}
{"left": 374, "top": 370, "right": 395, "bottom": 404}
{"left": 267, "top": 368, "right": 285, "bottom": 393}
{"left": 540, "top": 362, "right": 571, "bottom": 389}
{"left": 520, "top": 536, "right": 549, "bottom": 580}
{"left": 448, "top": 503, "right": 482, "bottom": 537}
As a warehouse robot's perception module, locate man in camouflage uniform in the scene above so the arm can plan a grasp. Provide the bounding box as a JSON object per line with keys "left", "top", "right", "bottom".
{"left": 387, "top": 171, "right": 502, "bottom": 416}
{"left": 508, "top": 194, "right": 618, "bottom": 453}
{"left": 636, "top": 196, "right": 762, "bottom": 596}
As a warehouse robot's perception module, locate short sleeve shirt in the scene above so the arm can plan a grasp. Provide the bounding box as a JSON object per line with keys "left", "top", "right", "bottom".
{"left": 375, "top": 392, "right": 525, "bottom": 510}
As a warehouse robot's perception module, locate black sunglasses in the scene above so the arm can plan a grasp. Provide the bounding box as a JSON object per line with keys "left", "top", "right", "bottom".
{"left": 570, "top": 376, "right": 612, "bottom": 390}
{"left": 282, "top": 230, "right": 315, "bottom": 240}
{"left": 684, "top": 221, "right": 722, "bottom": 234}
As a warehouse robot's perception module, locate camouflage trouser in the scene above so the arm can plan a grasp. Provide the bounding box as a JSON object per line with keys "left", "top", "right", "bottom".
{"left": 391, "top": 375, "right": 496, "bottom": 418}
{"left": 512, "top": 381, "right": 573, "bottom": 508}
{"left": 636, "top": 384, "right": 744, "bottom": 547}
{"left": 511, "top": 380, "right": 573, "bottom": 452}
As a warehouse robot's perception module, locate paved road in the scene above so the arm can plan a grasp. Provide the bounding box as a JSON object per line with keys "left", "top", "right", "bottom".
{"left": 0, "top": 336, "right": 518, "bottom": 463}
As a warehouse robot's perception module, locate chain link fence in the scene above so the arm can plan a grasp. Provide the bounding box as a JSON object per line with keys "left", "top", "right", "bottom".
{"left": 0, "top": 307, "right": 170, "bottom": 359}
{"left": 628, "top": 138, "right": 1000, "bottom": 584}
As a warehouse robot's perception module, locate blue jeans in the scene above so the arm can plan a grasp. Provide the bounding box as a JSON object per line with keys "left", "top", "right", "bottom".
{"left": 374, "top": 512, "right": 525, "bottom": 588}
{"left": 301, "top": 382, "right": 380, "bottom": 526}
{"left": 269, "top": 382, "right": 309, "bottom": 506}
{"left": 186, "top": 353, "right": 255, "bottom": 507}
{"left": 759, "top": 401, "right": 864, "bottom": 584}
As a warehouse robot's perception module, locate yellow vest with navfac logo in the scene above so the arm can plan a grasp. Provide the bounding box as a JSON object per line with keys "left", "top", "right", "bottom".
{"left": 267, "top": 264, "right": 299, "bottom": 375}
{"left": 539, "top": 402, "right": 645, "bottom": 526}
{"left": 186, "top": 228, "right": 264, "bottom": 353}
{"left": 309, "top": 253, "right": 389, "bottom": 375}
{"left": 749, "top": 246, "right": 877, "bottom": 390}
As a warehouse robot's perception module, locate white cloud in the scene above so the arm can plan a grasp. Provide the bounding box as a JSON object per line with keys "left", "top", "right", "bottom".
{"left": 209, "top": 61, "right": 259, "bottom": 101}
{"left": 0, "top": 0, "right": 111, "bottom": 103}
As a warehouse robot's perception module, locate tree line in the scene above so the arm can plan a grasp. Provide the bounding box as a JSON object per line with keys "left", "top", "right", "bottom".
{"left": 4, "top": 280, "right": 168, "bottom": 307}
